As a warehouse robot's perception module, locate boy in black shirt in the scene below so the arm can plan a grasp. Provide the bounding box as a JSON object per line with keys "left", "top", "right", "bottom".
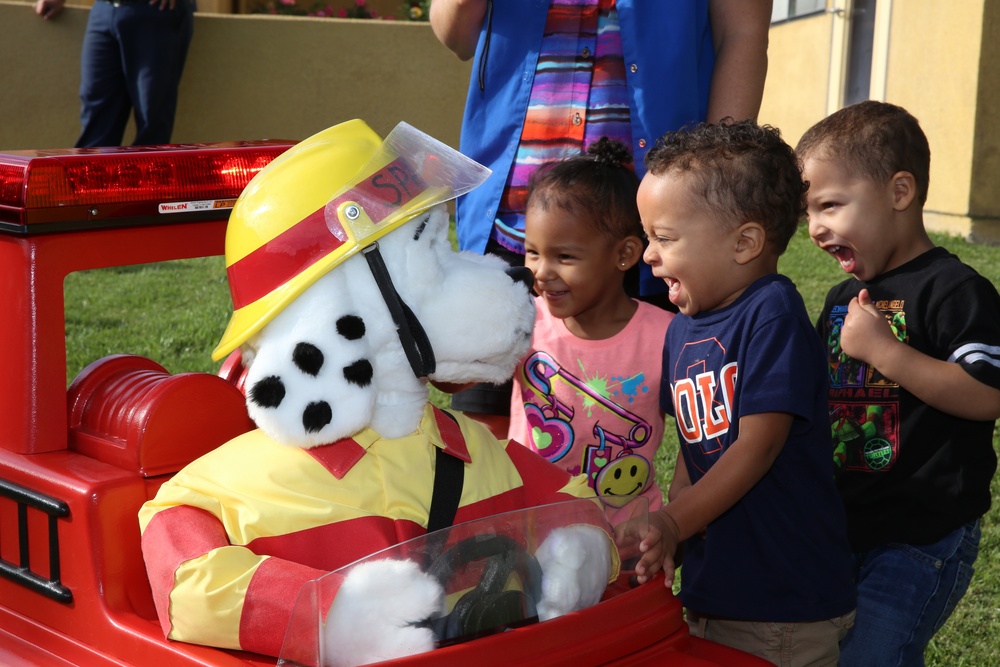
{"left": 798, "top": 100, "right": 1000, "bottom": 666}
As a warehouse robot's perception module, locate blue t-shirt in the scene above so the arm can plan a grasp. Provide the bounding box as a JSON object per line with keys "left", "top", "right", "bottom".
{"left": 661, "top": 274, "right": 855, "bottom": 622}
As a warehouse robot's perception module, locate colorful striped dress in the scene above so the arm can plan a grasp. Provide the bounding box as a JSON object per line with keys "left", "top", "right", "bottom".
{"left": 492, "top": 0, "right": 631, "bottom": 254}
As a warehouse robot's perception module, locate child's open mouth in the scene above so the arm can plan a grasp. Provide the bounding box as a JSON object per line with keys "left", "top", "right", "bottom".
{"left": 827, "top": 245, "right": 857, "bottom": 273}
{"left": 666, "top": 277, "right": 681, "bottom": 300}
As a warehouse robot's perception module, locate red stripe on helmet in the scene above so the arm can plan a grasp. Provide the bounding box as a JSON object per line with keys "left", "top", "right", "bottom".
{"left": 226, "top": 157, "right": 428, "bottom": 311}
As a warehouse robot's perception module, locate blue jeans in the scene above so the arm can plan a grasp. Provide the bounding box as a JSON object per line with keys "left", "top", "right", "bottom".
{"left": 77, "top": 0, "right": 194, "bottom": 147}
{"left": 839, "top": 520, "right": 980, "bottom": 667}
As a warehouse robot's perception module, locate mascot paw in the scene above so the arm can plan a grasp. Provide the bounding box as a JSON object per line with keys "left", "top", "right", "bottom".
{"left": 534, "top": 525, "right": 612, "bottom": 621}
{"left": 323, "top": 559, "right": 445, "bottom": 667}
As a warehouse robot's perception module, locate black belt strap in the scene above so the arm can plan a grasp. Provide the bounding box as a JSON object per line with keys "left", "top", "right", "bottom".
{"left": 427, "top": 413, "right": 466, "bottom": 534}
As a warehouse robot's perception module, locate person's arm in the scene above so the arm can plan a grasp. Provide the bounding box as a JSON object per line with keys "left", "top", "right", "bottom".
{"left": 666, "top": 449, "right": 691, "bottom": 504}
{"left": 34, "top": 0, "right": 65, "bottom": 20}
{"left": 705, "top": 0, "right": 772, "bottom": 123}
{"left": 616, "top": 448, "right": 687, "bottom": 585}
{"left": 841, "top": 289, "right": 1000, "bottom": 421}
{"left": 635, "top": 411, "right": 791, "bottom": 586}
{"left": 429, "top": 0, "right": 489, "bottom": 61}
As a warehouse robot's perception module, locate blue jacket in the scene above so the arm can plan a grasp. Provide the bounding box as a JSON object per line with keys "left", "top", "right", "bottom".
{"left": 456, "top": 0, "right": 716, "bottom": 257}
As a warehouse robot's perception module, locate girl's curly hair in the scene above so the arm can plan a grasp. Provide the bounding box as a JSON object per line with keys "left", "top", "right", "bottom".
{"left": 527, "top": 137, "right": 643, "bottom": 242}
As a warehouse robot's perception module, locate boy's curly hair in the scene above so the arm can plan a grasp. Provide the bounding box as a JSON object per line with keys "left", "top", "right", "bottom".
{"left": 644, "top": 119, "right": 805, "bottom": 254}
{"left": 796, "top": 100, "right": 930, "bottom": 205}
{"left": 527, "top": 137, "right": 643, "bottom": 242}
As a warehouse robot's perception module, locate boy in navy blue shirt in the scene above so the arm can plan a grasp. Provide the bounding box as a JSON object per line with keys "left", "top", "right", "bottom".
{"left": 630, "top": 120, "right": 856, "bottom": 666}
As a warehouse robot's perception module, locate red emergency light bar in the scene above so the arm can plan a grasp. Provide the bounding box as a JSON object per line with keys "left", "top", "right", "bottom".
{"left": 0, "top": 141, "right": 296, "bottom": 231}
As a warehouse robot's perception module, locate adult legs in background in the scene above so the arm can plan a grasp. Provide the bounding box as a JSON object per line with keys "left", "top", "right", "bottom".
{"left": 76, "top": 0, "right": 194, "bottom": 148}
{"left": 76, "top": 1, "right": 132, "bottom": 148}
{"left": 120, "top": 0, "right": 194, "bottom": 145}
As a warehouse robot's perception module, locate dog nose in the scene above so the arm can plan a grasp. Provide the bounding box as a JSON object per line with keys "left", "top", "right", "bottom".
{"left": 505, "top": 265, "right": 534, "bottom": 290}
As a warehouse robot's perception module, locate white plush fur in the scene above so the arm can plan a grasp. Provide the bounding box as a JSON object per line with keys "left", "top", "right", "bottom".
{"left": 325, "top": 525, "right": 613, "bottom": 666}
{"left": 534, "top": 525, "right": 614, "bottom": 621}
{"left": 243, "top": 204, "right": 535, "bottom": 447}
{"left": 323, "top": 560, "right": 445, "bottom": 667}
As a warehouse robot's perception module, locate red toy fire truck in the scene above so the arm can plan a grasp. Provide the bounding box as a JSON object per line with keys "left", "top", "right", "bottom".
{"left": 0, "top": 141, "right": 766, "bottom": 666}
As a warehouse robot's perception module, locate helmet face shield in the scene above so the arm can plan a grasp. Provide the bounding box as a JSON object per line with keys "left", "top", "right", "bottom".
{"left": 324, "top": 121, "right": 491, "bottom": 246}
{"left": 213, "top": 120, "right": 491, "bottom": 361}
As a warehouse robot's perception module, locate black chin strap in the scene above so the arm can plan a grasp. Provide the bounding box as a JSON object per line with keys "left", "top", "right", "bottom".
{"left": 362, "top": 242, "right": 436, "bottom": 379}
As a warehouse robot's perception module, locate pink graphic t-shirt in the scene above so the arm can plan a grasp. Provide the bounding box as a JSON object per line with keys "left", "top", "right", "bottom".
{"left": 509, "top": 299, "right": 673, "bottom": 512}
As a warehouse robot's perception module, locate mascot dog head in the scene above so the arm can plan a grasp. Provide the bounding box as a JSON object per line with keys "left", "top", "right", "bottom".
{"left": 212, "top": 120, "right": 535, "bottom": 447}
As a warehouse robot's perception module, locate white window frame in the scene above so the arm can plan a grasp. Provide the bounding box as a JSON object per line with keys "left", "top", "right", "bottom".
{"left": 771, "top": 0, "right": 827, "bottom": 23}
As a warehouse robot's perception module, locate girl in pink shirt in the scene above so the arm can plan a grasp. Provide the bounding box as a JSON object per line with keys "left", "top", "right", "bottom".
{"left": 510, "top": 138, "right": 674, "bottom": 513}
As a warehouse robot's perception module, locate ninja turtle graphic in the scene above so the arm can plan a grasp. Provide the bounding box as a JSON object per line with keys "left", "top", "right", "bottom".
{"left": 831, "top": 404, "right": 899, "bottom": 473}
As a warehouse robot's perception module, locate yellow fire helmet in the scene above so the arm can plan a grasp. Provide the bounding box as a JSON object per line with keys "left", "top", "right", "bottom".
{"left": 212, "top": 119, "right": 491, "bottom": 361}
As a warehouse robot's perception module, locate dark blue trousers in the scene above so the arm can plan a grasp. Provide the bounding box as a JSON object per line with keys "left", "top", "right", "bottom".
{"left": 76, "top": 0, "right": 194, "bottom": 147}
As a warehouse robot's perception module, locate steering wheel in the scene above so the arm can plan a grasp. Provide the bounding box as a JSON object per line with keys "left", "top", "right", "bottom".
{"left": 425, "top": 534, "right": 543, "bottom": 646}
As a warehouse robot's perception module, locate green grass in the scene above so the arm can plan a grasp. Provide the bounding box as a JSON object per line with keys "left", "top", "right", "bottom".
{"left": 64, "top": 226, "right": 1000, "bottom": 666}
{"left": 65, "top": 258, "right": 233, "bottom": 380}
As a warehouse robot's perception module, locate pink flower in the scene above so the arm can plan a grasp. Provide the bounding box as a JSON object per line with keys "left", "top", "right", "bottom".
{"left": 355, "top": 0, "right": 364, "bottom": 5}
{"left": 337, "top": 8, "right": 347, "bottom": 16}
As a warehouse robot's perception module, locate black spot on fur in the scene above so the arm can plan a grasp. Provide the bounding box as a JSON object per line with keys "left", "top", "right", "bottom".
{"left": 293, "top": 342, "right": 324, "bottom": 376}
{"left": 249, "top": 376, "right": 285, "bottom": 408}
{"left": 303, "top": 401, "right": 332, "bottom": 433}
{"left": 412, "top": 216, "right": 428, "bottom": 240}
{"left": 336, "top": 315, "right": 366, "bottom": 341}
{"left": 343, "top": 359, "right": 374, "bottom": 387}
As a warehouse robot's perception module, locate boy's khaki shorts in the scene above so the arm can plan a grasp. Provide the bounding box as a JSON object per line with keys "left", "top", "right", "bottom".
{"left": 686, "top": 608, "right": 856, "bottom": 667}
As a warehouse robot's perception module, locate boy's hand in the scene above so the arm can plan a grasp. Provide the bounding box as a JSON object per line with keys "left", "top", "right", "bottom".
{"left": 841, "top": 289, "right": 899, "bottom": 365}
{"left": 614, "top": 510, "right": 681, "bottom": 587}
{"left": 840, "top": 291, "right": 1000, "bottom": 421}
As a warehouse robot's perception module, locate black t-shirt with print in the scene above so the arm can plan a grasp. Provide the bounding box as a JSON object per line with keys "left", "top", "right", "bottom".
{"left": 818, "top": 247, "right": 1000, "bottom": 551}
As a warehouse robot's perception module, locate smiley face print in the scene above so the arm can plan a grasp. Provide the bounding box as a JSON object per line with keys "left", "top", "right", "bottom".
{"left": 595, "top": 453, "right": 651, "bottom": 508}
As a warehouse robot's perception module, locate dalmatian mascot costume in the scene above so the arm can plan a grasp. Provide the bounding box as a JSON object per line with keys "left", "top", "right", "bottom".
{"left": 139, "top": 120, "right": 617, "bottom": 667}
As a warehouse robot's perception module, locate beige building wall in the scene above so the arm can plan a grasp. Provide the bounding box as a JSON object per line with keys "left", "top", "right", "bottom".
{"left": 758, "top": 13, "right": 833, "bottom": 149}
{"left": 0, "top": 1, "right": 471, "bottom": 150}
{"left": 760, "top": 0, "right": 1000, "bottom": 243}
{"left": 3, "top": 0, "right": 998, "bottom": 242}
{"left": 884, "top": 0, "right": 994, "bottom": 241}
